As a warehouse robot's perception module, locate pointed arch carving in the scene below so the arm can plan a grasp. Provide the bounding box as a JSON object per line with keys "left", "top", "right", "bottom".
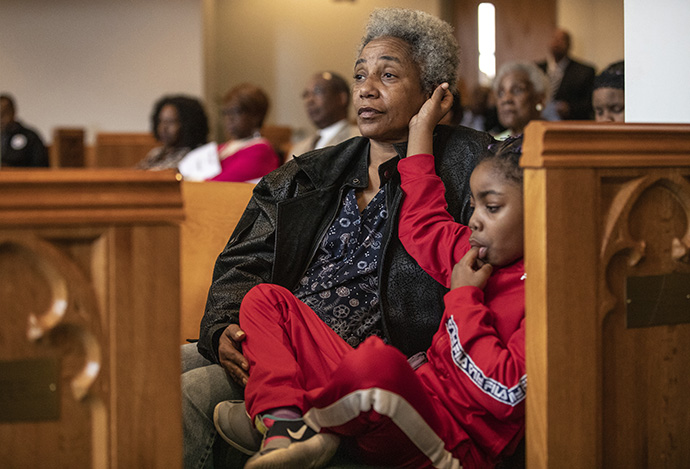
{"left": 0, "top": 235, "right": 103, "bottom": 401}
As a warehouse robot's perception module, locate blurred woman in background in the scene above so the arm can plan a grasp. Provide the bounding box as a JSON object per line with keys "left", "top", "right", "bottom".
{"left": 207, "top": 83, "right": 281, "bottom": 183}
{"left": 137, "top": 94, "right": 209, "bottom": 170}
{"left": 493, "top": 62, "right": 549, "bottom": 139}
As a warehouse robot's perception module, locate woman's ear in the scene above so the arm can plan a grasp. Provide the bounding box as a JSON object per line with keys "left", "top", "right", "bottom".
{"left": 535, "top": 94, "right": 546, "bottom": 112}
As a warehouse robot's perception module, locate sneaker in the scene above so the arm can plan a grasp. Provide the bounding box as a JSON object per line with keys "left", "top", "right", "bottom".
{"left": 213, "top": 400, "right": 263, "bottom": 455}
{"left": 244, "top": 418, "right": 340, "bottom": 469}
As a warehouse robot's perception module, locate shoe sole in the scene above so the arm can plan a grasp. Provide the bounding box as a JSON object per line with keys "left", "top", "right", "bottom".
{"left": 213, "top": 403, "right": 259, "bottom": 456}
{"left": 244, "top": 433, "right": 340, "bottom": 469}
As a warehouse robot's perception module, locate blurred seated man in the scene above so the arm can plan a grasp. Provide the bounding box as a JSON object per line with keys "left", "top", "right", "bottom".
{"left": 288, "top": 72, "right": 359, "bottom": 159}
{"left": 537, "top": 28, "right": 595, "bottom": 121}
{"left": 592, "top": 60, "right": 625, "bottom": 123}
{"left": 0, "top": 94, "right": 49, "bottom": 167}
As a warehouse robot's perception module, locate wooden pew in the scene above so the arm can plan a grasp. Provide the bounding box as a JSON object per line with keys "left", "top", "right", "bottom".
{"left": 0, "top": 169, "right": 184, "bottom": 468}
{"left": 522, "top": 121, "right": 690, "bottom": 468}
{"left": 89, "top": 132, "right": 158, "bottom": 168}
{"left": 261, "top": 124, "right": 293, "bottom": 161}
{"left": 50, "top": 127, "right": 86, "bottom": 168}
{"left": 180, "top": 181, "right": 255, "bottom": 344}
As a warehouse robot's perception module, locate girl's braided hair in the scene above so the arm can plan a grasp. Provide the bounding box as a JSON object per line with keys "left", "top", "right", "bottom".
{"left": 483, "top": 135, "right": 524, "bottom": 185}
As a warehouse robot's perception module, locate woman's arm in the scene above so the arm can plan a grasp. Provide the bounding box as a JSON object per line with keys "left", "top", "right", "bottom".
{"left": 197, "top": 176, "right": 282, "bottom": 363}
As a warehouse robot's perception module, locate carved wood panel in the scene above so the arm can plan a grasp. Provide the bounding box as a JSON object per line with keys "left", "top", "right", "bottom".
{"left": 599, "top": 171, "right": 690, "bottom": 467}
{"left": 0, "top": 232, "right": 107, "bottom": 467}
{"left": 523, "top": 122, "right": 690, "bottom": 468}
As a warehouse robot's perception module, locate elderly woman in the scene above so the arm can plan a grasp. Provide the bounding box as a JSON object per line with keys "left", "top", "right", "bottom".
{"left": 208, "top": 83, "right": 281, "bottom": 182}
{"left": 181, "top": 8, "right": 495, "bottom": 469}
{"left": 493, "top": 61, "right": 549, "bottom": 138}
{"left": 592, "top": 60, "right": 625, "bottom": 122}
{"left": 137, "top": 94, "right": 208, "bottom": 170}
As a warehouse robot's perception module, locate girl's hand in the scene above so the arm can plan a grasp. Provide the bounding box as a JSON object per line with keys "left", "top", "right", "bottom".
{"left": 409, "top": 83, "right": 453, "bottom": 132}
{"left": 451, "top": 247, "right": 493, "bottom": 290}
{"left": 407, "top": 83, "right": 453, "bottom": 157}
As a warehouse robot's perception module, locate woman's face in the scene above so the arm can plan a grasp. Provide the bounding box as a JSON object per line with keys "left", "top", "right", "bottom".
{"left": 157, "top": 104, "right": 181, "bottom": 148}
{"left": 496, "top": 71, "right": 542, "bottom": 135}
{"left": 593, "top": 88, "right": 625, "bottom": 122}
{"left": 353, "top": 37, "right": 428, "bottom": 144}
{"left": 222, "top": 97, "right": 259, "bottom": 140}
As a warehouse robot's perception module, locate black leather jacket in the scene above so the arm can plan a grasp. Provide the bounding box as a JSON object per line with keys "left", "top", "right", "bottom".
{"left": 198, "top": 125, "right": 494, "bottom": 363}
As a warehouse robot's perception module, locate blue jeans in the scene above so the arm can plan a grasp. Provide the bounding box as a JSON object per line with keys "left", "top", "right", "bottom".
{"left": 181, "top": 343, "right": 247, "bottom": 469}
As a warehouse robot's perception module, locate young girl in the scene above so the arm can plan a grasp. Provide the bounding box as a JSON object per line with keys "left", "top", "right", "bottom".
{"left": 213, "top": 85, "right": 526, "bottom": 469}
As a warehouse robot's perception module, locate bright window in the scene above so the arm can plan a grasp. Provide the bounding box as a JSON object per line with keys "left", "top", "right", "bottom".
{"left": 478, "top": 2, "right": 496, "bottom": 86}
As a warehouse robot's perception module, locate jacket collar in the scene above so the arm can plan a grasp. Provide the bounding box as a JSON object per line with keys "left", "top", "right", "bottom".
{"left": 294, "top": 136, "right": 370, "bottom": 189}
{"left": 293, "top": 136, "right": 413, "bottom": 190}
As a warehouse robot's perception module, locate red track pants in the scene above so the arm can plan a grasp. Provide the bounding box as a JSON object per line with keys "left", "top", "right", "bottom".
{"left": 239, "top": 284, "right": 473, "bottom": 469}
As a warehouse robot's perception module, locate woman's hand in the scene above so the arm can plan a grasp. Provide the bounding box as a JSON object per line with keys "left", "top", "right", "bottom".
{"left": 451, "top": 247, "right": 493, "bottom": 290}
{"left": 218, "top": 324, "right": 249, "bottom": 386}
{"left": 406, "top": 83, "right": 453, "bottom": 157}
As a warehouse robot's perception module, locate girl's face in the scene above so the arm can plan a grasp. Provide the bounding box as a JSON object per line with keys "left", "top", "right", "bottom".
{"left": 593, "top": 87, "right": 625, "bottom": 122}
{"left": 467, "top": 160, "right": 524, "bottom": 267}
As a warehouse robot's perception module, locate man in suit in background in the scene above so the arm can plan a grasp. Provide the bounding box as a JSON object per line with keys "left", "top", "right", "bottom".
{"left": 537, "top": 28, "right": 596, "bottom": 121}
{"left": 288, "top": 71, "right": 359, "bottom": 159}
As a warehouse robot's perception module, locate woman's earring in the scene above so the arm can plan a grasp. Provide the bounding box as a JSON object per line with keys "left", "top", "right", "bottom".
{"left": 536, "top": 103, "right": 544, "bottom": 112}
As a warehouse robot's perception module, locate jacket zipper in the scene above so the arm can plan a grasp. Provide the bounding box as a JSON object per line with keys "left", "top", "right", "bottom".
{"left": 289, "top": 185, "right": 347, "bottom": 289}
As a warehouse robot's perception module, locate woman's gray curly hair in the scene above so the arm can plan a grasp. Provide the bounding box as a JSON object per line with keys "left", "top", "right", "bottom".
{"left": 358, "top": 8, "right": 459, "bottom": 94}
{"left": 493, "top": 61, "right": 550, "bottom": 99}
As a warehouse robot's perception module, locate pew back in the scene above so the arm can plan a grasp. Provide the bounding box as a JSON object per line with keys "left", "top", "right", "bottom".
{"left": 180, "top": 181, "right": 256, "bottom": 343}
{"left": 50, "top": 127, "right": 86, "bottom": 168}
{"left": 90, "top": 132, "right": 158, "bottom": 168}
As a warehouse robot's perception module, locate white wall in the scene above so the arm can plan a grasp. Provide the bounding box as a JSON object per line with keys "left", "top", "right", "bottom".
{"left": 2, "top": 0, "right": 642, "bottom": 145}
{"left": 625, "top": 0, "right": 690, "bottom": 123}
{"left": 0, "top": 0, "right": 203, "bottom": 143}
{"left": 206, "top": 0, "right": 441, "bottom": 141}
{"left": 557, "top": 0, "right": 624, "bottom": 72}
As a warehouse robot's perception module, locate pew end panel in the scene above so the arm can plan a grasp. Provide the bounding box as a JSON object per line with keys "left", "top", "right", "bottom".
{"left": 522, "top": 121, "right": 690, "bottom": 468}
{"left": 0, "top": 169, "right": 184, "bottom": 468}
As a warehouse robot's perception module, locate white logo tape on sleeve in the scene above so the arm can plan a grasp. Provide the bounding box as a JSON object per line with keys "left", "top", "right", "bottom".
{"left": 446, "top": 316, "right": 527, "bottom": 406}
